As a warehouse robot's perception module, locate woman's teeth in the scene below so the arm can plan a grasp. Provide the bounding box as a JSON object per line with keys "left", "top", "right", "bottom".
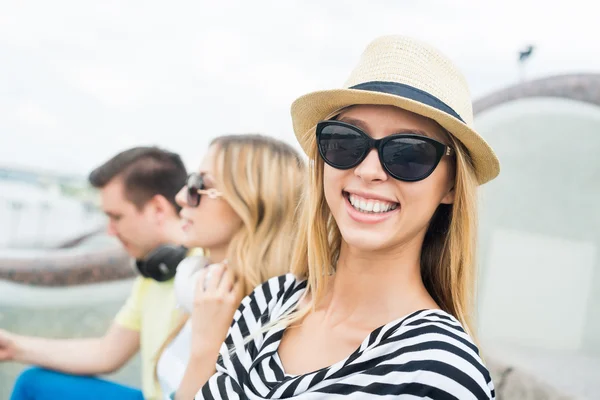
{"left": 347, "top": 193, "right": 398, "bottom": 214}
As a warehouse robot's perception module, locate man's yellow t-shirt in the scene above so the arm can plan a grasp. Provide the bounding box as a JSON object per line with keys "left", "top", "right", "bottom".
{"left": 114, "top": 276, "right": 182, "bottom": 400}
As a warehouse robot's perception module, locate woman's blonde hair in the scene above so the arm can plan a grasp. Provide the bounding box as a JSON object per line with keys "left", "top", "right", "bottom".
{"left": 273, "top": 121, "right": 480, "bottom": 337}
{"left": 212, "top": 134, "right": 306, "bottom": 295}
{"left": 155, "top": 134, "right": 306, "bottom": 369}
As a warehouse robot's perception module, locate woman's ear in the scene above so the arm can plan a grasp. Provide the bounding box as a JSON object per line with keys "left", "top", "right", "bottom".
{"left": 440, "top": 185, "right": 455, "bottom": 205}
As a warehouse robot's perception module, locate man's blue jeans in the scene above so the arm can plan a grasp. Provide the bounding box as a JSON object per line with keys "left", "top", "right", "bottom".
{"left": 10, "top": 367, "right": 144, "bottom": 400}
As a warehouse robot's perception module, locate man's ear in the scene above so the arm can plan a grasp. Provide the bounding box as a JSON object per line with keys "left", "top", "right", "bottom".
{"left": 148, "top": 194, "right": 174, "bottom": 222}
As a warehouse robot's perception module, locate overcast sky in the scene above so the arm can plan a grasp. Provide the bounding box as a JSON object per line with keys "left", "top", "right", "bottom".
{"left": 1, "top": 0, "right": 598, "bottom": 176}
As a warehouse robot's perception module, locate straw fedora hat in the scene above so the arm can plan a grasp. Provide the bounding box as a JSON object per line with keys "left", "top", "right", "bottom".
{"left": 290, "top": 35, "right": 500, "bottom": 184}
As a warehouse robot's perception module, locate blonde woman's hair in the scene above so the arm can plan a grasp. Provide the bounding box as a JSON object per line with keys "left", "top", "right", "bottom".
{"left": 211, "top": 134, "right": 306, "bottom": 295}
{"left": 154, "top": 134, "right": 306, "bottom": 372}
{"left": 270, "top": 123, "right": 480, "bottom": 338}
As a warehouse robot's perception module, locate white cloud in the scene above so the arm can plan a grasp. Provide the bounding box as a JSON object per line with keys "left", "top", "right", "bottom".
{"left": 15, "top": 102, "right": 58, "bottom": 128}
{"left": 50, "top": 63, "right": 150, "bottom": 109}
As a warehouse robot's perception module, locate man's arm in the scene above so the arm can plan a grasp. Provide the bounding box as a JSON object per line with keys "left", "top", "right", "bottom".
{"left": 2, "top": 322, "right": 139, "bottom": 375}
{"left": 0, "top": 277, "right": 146, "bottom": 375}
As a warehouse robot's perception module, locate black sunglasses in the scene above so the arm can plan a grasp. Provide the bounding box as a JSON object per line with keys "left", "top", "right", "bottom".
{"left": 186, "top": 173, "right": 223, "bottom": 207}
{"left": 316, "top": 120, "right": 454, "bottom": 182}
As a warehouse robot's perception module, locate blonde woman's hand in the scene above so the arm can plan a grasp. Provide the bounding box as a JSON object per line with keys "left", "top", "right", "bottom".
{"left": 190, "top": 262, "right": 244, "bottom": 357}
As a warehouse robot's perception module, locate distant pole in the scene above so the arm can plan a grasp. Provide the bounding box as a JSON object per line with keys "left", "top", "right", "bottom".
{"left": 518, "top": 61, "right": 525, "bottom": 83}
{"left": 36, "top": 201, "right": 51, "bottom": 247}
{"left": 518, "top": 45, "right": 535, "bottom": 82}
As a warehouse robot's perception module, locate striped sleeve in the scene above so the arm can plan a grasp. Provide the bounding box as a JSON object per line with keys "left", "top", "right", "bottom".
{"left": 225, "top": 274, "right": 298, "bottom": 342}
{"left": 196, "top": 274, "right": 301, "bottom": 400}
{"left": 394, "top": 311, "right": 495, "bottom": 399}
{"left": 217, "top": 273, "right": 300, "bottom": 368}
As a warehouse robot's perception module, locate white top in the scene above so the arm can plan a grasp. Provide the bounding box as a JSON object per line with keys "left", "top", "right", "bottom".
{"left": 158, "top": 254, "right": 223, "bottom": 399}
{"left": 156, "top": 319, "right": 192, "bottom": 400}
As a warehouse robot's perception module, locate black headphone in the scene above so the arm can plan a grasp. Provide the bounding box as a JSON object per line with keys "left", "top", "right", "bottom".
{"left": 135, "top": 244, "right": 188, "bottom": 282}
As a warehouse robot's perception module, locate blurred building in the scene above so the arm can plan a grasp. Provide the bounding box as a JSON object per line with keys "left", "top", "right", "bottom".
{"left": 474, "top": 74, "right": 600, "bottom": 398}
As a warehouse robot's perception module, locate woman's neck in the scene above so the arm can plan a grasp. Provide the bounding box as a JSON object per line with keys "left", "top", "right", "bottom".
{"left": 319, "top": 237, "right": 437, "bottom": 329}
{"left": 206, "top": 245, "right": 228, "bottom": 264}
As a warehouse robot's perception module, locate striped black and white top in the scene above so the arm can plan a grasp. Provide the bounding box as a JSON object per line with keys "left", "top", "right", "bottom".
{"left": 195, "top": 274, "right": 495, "bottom": 399}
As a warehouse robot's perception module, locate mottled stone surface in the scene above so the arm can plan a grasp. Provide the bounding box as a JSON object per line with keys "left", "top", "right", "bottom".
{"left": 473, "top": 73, "right": 600, "bottom": 115}
{"left": 484, "top": 341, "right": 600, "bottom": 400}
{"left": 486, "top": 357, "right": 575, "bottom": 400}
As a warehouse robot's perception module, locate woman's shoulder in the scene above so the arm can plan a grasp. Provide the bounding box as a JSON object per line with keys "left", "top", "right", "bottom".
{"left": 398, "top": 309, "right": 482, "bottom": 352}
{"left": 233, "top": 274, "right": 306, "bottom": 325}
{"left": 378, "top": 309, "right": 495, "bottom": 399}
{"left": 243, "top": 273, "right": 306, "bottom": 307}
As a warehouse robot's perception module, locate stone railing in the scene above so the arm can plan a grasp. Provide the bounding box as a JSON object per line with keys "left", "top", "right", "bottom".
{"left": 473, "top": 73, "right": 600, "bottom": 114}
{"left": 0, "top": 233, "right": 135, "bottom": 286}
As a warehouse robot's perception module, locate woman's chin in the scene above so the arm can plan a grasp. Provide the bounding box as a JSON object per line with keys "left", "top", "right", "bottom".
{"left": 181, "top": 234, "right": 199, "bottom": 249}
{"left": 339, "top": 229, "right": 391, "bottom": 253}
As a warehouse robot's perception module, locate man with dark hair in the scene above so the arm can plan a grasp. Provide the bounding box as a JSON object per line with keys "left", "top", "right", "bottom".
{"left": 1, "top": 147, "right": 189, "bottom": 400}
{"left": 88, "top": 147, "right": 187, "bottom": 260}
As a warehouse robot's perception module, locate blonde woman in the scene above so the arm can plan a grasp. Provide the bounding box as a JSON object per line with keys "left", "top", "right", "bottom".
{"left": 154, "top": 134, "right": 305, "bottom": 399}
{"left": 189, "top": 35, "right": 499, "bottom": 399}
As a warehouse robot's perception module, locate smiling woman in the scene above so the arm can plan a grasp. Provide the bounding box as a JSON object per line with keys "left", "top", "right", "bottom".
{"left": 322, "top": 105, "right": 456, "bottom": 233}
{"left": 190, "top": 35, "right": 499, "bottom": 400}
